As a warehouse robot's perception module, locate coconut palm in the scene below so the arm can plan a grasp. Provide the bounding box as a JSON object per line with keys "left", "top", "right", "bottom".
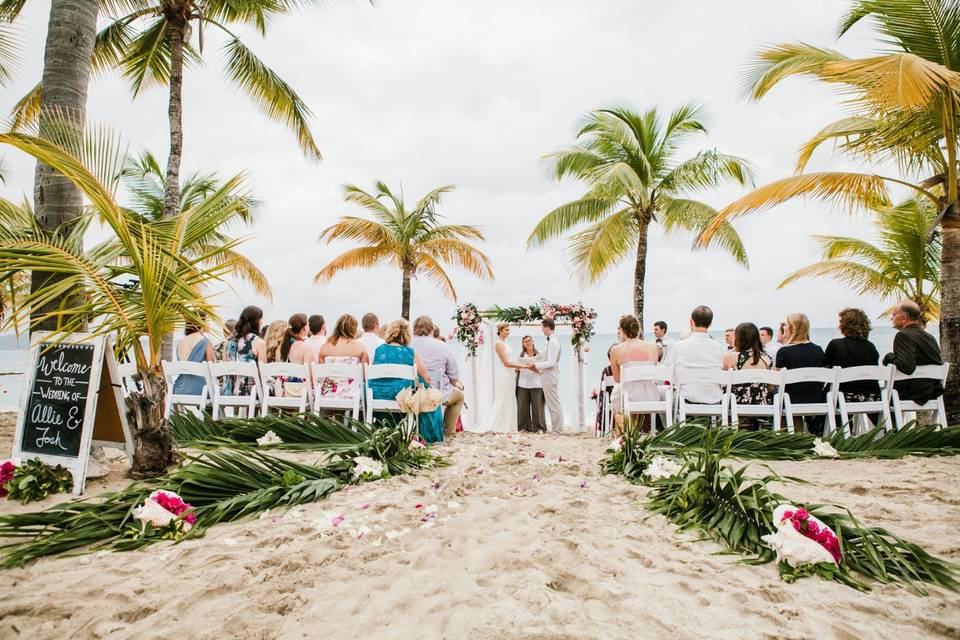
{"left": 0, "top": 131, "right": 261, "bottom": 476}
{"left": 696, "top": 0, "right": 960, "bottom": 422}
{"left": 315, "top": 182, "right": 494, "bottom": 320}
{"left": 779, "top": 198, "right": 941, "bottom": 323}
{"left": 527, "top": 104, "right": 754, "bottom": 326}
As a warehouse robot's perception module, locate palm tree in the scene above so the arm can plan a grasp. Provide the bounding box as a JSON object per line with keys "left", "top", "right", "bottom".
{"left": 8, "top": 0, "right": 324, "bottom": 224}
{"left": 527, "top": 105, "right": 755, "bottom": 326}
{"left": 696, "top": 0, "right": 960, "bottom": 422}
{"left": 0, "top": 131, "right": 261, "bottom": 475}
{"left": 315, "top": 182, "right": 495, "bottom": 320}
{"left": 779, "top": 198, "right": 940, "bottom": 323}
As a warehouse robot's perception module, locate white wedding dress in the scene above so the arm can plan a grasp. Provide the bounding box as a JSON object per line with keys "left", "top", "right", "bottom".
{"left": 481, "top": 339, "right": 519, "bottom": 433}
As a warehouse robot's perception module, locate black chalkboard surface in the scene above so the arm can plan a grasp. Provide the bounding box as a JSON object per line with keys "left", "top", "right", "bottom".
{"left": 20, "top": 342, "right": 96, "bottom": 458}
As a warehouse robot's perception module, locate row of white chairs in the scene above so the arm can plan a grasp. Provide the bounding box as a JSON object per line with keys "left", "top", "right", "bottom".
{"left": 122, "top": 360, "right": 428, "bottom": 424}
{"left": 606, "top": 363, "right": 950, "bottom": 436}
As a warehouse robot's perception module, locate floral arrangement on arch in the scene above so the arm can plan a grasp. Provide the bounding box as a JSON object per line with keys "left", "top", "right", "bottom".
{"left": 451, "top": 302, "right": 484, "bottom": 357}
{"left": 490, "top": 299, "right": 597, "bottom": 361}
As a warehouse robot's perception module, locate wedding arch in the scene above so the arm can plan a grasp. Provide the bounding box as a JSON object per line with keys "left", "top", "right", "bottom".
{"left": 452, "top": 300, "right": 597, "bottom": 430}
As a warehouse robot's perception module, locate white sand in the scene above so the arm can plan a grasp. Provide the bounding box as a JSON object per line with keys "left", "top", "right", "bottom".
{"left": 0, "top": 415, "right": 958, "bottom": 639}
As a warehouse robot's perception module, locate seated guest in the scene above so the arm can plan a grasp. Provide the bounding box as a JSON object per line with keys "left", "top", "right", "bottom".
{"left": 776, "top": 312, "right": 826, "bottom": 434}
{"left": 368, "top": 319, "right": 443, "bottom": 443}
{"left": 760, "top": 326, "right": 779, "bottom": 361}
{"left": 517, "top": 335, "right": 547, "bottom": 432}
{"left": 304, "top": 314, "right": 326, "bottom": 362}
{"left": 433, "top": 326, "right": 447, "bottom": 342}
{"left": 267, "top": 313, "right": 311, "bottom": 398}
{"left": 316, "top": 314, "right": 369, "bottom": 402}
{"left": 723, "top": 322, "right": 774, "bottom": 429}
{"left": 263, "top": 320, "right": 289, "bottom": 364}
{"left": 594, "top": 347, "right": 614, "bottom": 432}
{"left": 610, "top": 315, "right": 660, "bottom": 433}
{"left": 411, "top": 315, "right": 465, "bottom": 437}
{"left": 653, "top": 320, "right": 673, "bottom": 361}
{"left": 173, "top": 318, "right": 216, "bottom": 396}
{"left": 215, "top": 319, "right": 236, "bottom": 362}
{"left": 359, "top": 312, "right": 385, "bottom": 355}
{"left": 883, "top": 300, "right": 944, "bottom": 409}
{"left": 724, "top": 328, "right": 735, "bottom": 351}
{"left": 824, "top": 308, "right": 881, "bottom": 408}
{"left": 223, "top": 305, "right": 267, "bottom": 395}
{"left": 664, "top": 305, "right": 726, "bottom": 405}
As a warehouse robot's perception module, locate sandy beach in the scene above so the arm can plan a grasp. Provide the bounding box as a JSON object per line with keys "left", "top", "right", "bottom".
{"left": 0, "top": 412, "right": 958, "bottom": 640}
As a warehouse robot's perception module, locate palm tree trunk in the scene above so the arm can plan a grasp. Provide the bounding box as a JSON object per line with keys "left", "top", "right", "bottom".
{"left": 941, "top": 217, "right": 960, "bottom": 425}
{"left": 128, "top": 366, "right": 175, "bottom": 477}
{"left": 401, "top": 265, "right": 412, "bottom": 320}
{"left": 632, "top": 217, "right": 650, "bottom": 329}
{"left": 160, "top": 18, "right": 187, "bottom": 361}
{"left": 30, "top": 0, "right": 97, "bottom": 332}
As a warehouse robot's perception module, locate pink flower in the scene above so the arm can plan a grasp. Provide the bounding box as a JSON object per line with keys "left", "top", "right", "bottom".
{"left": 794, "top": 508, "right": 809, "bottom": 520}
{"left": 331, "top": 515, "right": 345, "bottom": 527}
{"left": 534, "top": 451, "right": 545, "bottom": 458}
{"left": 360, "top": 503, "right": 370, "bottom": 510}
{"left": 415, "top": 503, "right": 424, "bottom": 509}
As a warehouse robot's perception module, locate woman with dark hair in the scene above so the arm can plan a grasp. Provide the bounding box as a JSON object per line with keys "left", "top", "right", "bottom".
{"left": 223, "top": 305, "right": 266, "bottom": 395}
{"left": 610, "top": 315, "right": 660, "bottom": 432}
{"left": 723, "top": 322, "right": 774, "bottom": 428}
{"left": 825, "top": 308, "right": 882, "bottom": 426}
{"left": 172, "top": 318, "right": 216, "bottom": 395}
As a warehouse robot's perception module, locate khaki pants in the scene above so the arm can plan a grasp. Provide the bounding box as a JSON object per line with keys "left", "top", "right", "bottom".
{"left": 443, "top": 387, "right": 465, "bottom": 436}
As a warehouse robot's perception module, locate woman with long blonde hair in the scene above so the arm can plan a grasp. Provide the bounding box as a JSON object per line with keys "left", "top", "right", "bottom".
{"left": 314, "top": 314, "right": 369, "bottom": 405}
{"left": 775, "top": 312, "right": 826, "bottom": 434}
{"left": 263, "top": 320, "right": 289, "bottom": 364}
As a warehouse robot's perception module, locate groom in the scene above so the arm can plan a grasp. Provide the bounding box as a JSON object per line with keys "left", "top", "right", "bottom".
{"left": 534, "top": 318, "right": 564, "bottom": 432}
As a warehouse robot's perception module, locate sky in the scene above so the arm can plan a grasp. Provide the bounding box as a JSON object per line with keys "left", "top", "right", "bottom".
{"left": 0, "top": 0, "right": 912, "bottom": 337}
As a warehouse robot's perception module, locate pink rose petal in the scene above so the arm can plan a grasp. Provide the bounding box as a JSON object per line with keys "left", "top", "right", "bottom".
{"left": 360, "top": 503, "right": 370, "bottom": 510}
{"left": 331, "top": 515, "right": 345, "bottom": 527}
{"left": 534, "top": 451, "right": 545, "bottom": 458}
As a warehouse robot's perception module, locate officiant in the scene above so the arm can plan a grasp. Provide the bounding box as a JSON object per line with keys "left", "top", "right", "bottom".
{"left": 517, "top": 335, "right": 546, "bottom": 432}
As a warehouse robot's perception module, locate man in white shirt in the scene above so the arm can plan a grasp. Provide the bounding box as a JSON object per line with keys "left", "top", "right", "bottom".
{"left": 664, "top": 305, "right": 726, "bottom": 404}
{"left": 411, "top": 316, "right": 464, "bottom": 436}
{"left": 304, "top": 314, "right": 326, "bottom": 362}
{"left": 760, "top": 326, "right": 779, "bottom": 361}
{"left": 358, "top": 312, "right": 385, "bottom": 357}
{"left": 653, "top": 320, "right": 674, "bottom": 362}
{"left": 535, "top": 318, "right": 565, "bottom": 432}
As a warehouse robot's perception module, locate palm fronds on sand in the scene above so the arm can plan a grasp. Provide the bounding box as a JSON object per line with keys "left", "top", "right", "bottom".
{"left": 169, "top": 411, "right": 374, "bottom": 450}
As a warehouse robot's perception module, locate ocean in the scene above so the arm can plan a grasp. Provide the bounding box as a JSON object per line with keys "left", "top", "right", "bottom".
{"left": 0, "top": 326, "right": 939, "bottom": 420}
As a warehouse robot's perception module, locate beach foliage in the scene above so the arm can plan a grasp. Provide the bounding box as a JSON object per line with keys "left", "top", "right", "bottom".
{"left": 2, "top": 458, "right": 73, "bottom": 505}
{"left": 315, "top": 182, "right": 494, "bottom": 319}
{"left": 528, "top": 104, "right": 754, "bottom": 325}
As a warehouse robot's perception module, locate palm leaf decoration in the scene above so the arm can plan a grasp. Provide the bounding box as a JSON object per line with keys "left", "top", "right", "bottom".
{"left": 316, "top": 182, "right": 494, "bottom": 319}
{"left": 528, "top": 105, "right": 754, "bottom": 325}
{"left": 779, "top": 197, "right": 941, "bottom": 322}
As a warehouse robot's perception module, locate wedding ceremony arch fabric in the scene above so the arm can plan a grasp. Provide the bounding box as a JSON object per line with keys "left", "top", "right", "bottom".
{"left": 452, "top": 301, "right": 597, "bottom": 431}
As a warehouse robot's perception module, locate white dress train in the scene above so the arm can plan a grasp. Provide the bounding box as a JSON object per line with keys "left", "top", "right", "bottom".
{"left": 480, "top": 339, "right": 519, "bottom": 433}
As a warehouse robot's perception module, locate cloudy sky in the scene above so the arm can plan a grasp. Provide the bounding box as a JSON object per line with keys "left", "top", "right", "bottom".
{"left": 2, "top": 0, "right": 906, "bottom": 336}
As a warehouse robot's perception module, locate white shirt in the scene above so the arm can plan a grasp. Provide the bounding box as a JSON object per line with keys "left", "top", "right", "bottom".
{"left": 765, "top": 341, "right": 781, "bottom": 362}
{"left": 655, "top": 336, "right": 674, "bottom": 361}
{"left": 538, "top": 335, "right": 561, "bottom": 373}
{"left": 359, "top": 331, "right": 385, "bottom": 357}
{"left": 518, "top": 355, "right": 543, "bottom": 389}
{"left": 663, "top": 332, "right": 726, "bottom": 404}
{"left": 304, "top": 335, "right": 326, "bottom": 363}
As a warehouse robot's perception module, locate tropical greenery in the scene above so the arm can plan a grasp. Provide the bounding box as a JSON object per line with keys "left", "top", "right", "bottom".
{"left": 2, "top": 458, "right": 74, "bottom": 504}
{"left": 0, "top": 413, "right": 439, "bottom": 566}
{"left": 0, "top": 130, "right": 258, "bottom": 476}
{"left": 316, "top": 182, "right": 495, "bottom": 319}
{"left": 604, "top": 426, "right": 960, "bottom": 593}
{"left": 778, "top": 198, "right": 941, "bottom": 322}
{"left": 696, "top": 0, "right": 960, "bottom": 422}
{"left": 527, "top": 104, "right": 755, "bottom": 326}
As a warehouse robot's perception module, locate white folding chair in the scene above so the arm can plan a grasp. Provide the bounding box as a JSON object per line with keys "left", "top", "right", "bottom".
{"left": 835, "top": 365, "right": 893, "bottom": 435}
{"left": 728, "top": 369, "right": 784, "bottom": 431}
{"left": 312, "top": 362, "right": 364, "bottom": 421}
{"left": 117, "top": 362, "right": 138, "bottom": 396}
{"left": 259, "top": 362, "right": 311, "bottom": 415}
{"left": 675, "top": 367, "right": 730, "bottom": 426}
{"left": 209, "top": 361, "right": 262, "bottom": 419}
{"left": 597, "top": 375, "right": 616, "bottom": 437}
{"left": 161, "top": 360, "right": 213, "bottom": 418}
{"left": 620, "top": 364, "right": 675, "bottom": 434}
{"left": 364, "top": 363, "right": 417, "bottom": 423}
{"left": 891, "top": 364, "right": 950, "bottom": 430}
{"left": 781, "top": 367, "right": 839, "bottom": 436}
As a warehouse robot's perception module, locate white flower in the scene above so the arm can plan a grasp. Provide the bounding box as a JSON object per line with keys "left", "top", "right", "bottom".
{"left": 356, "top": 525, "right": 371, "bottom": 539}
{"left": 762, "top": 505, "right": 837, "bottom": 567}
{"left": 133, "top": 499, "right": 177, "bottom": 528}
{"left": 352, "top": 456, "right": 385, "bottom": 480}
{"left": 256, "top": 430, "right": 283, "bottom": 446}
{"left": 644, "top": 456, "right": 683, "bottom": 481}
{"left": 610, "top": 437, "right": 624, "bottom": 451}
{"left": 812, "top": 438, "right": 838, "bottom": 459}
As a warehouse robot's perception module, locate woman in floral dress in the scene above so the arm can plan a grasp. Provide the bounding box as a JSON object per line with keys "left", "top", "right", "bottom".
{"left": 722, "top": 322, "right": 774, "bottom": 429}
{"left": 317, "top": 314, "right": 370, "bottom": 403}
{"left": 222, "top": 306, "right": 267, "bottom": 396}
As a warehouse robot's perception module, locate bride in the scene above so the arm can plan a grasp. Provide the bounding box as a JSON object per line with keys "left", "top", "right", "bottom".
{"left": 482, "top": 323, "right": 536, "bottom": 433}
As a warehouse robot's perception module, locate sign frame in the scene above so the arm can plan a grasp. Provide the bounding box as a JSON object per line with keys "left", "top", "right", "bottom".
{"left": 11, "top": 332, "right": 134, "bottom": 494}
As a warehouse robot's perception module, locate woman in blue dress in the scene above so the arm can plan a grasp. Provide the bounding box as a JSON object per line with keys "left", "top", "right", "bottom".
{"left": 368, "top": 319, "right": 444, "bottom": 443}
{"left": 172, "top": 321, "right": 216, "bottom": 395}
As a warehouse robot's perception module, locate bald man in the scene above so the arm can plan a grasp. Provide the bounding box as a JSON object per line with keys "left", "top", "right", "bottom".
{"left": 883, "top": 300, "right": 944, "bottom": 406}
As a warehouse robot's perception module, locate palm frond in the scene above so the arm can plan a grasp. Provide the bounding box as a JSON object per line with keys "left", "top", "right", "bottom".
{"left": 566, "top": 208, "right": 638, "bottom": 285}
{"left": 8, "top": 81, "right": 39, "bottom": 131}
{"left": 314, "top": 246, "right": 393, "bottom": 283}
{"left": 659, "top": 198, "right": 749, "bottom": 267}
{"left": 527, "top": 197, "right": 618, "bottom": 248}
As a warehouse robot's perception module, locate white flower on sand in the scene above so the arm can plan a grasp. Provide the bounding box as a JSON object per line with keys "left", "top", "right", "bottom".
{"left": 643, "top": 456, "right": 683, "bottom": 481}
{"left": 132, "top": 499, "right": 178, "bottom": 528}
{"left": 256, "top": 430, "right": 283, "bottom": 446}
{"left": 352, "top": 456, "right": 385, "bottom": 480}
{"left": 761, "top": 505, "right": 837, "bottom": 567}
{"left": 610, "top": 437, "right": 624, "bottom": 452}
{"left": 812, "top": 438, "right": 838, "bottom": 459}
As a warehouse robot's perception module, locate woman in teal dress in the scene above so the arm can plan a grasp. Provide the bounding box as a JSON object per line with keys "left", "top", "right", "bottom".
{"left": 368, "top": 319, "right": 444, "bottom": 443}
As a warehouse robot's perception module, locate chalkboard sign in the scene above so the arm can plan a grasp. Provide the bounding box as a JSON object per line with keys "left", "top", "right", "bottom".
{"left": 13, "top": 333, "right": 133, "bottom": 494}
{"left": 20, "top": 341, "right": 96, "bottom": 458}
